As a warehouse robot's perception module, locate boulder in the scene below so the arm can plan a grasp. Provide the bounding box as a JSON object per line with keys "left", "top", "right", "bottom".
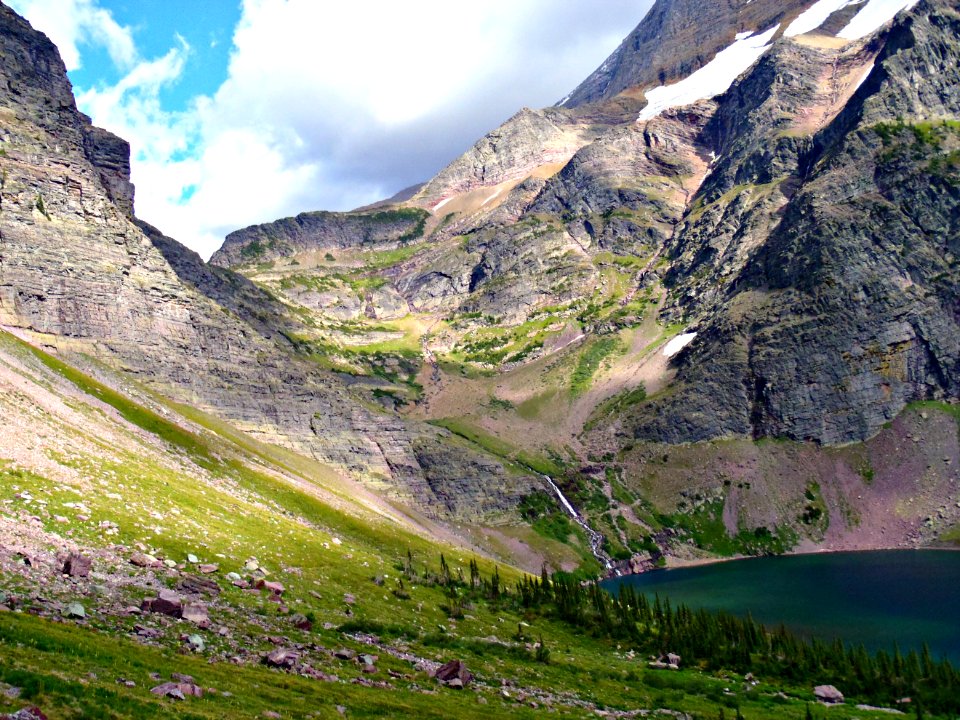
{"left": 290, "top": 613, "right": 312, "bottom": 631}
{"left": 255, "top": 579, "right": 284, "bottom": 594}
{"left": 434, "top": 660, "right": 473, "bottom": 688}
{"left": 264, "top": 649, "right": 299, "bottom": 669}
{"left": 130, "top": 552, "right": 160, "bottom": 568}
{"left": 62, "top": 553, "right": 91, "bottom": 578}
{"left": 62, "top": 602, "right": 86, "bottom": 619}
{"left": 181, "top": 603, "right": 209, "bottom": 625}
{"left": 177, "top": 575, "right": 220, "bottom": 596}
{"left": 143, "top": 589, "right": 182, "bottom": 617}
{"left": 814, "top": 685, "right": 845, "bottom": 704}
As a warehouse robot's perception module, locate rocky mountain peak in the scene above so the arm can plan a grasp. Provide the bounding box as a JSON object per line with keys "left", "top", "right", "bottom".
{"left": 0, "top": 4, "right": 134, "bottom": 215}
{"left": 560, "top": 0, "right": 814, "bottom": 108}
{"left": 560, "top": 0, "right": 920, "bottom": 111}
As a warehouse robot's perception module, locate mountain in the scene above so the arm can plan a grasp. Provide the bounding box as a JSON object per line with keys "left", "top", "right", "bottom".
{"left": 0, "top": 2, "right": 546, "bottom": 555}
{"left": 212, "top": 0, "right": 959, "bottom": 561}
{"left": 0, "top": 0, "right": 959, "bottom": 715}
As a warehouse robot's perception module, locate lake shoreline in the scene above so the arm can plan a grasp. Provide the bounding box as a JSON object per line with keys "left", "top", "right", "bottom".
{"left": 655, "top": 544, "right": 960, "bottom": 574}
{"left": 602, "top": 548, "right": 960, "bottom": 662}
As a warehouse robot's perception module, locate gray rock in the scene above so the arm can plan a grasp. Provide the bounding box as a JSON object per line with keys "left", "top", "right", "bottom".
{"left": 62, "top": 602, "right": 86, "bottom": 619}
{"left": 814, "top": 685, "right": 845, "bottom": 704}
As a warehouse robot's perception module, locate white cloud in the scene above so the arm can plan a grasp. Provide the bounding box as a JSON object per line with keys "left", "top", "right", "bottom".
{"left": 7, "top": 0, "right": 135, "bottom": 71}
{"left": 14, "top": 0, "right": 651, "bottom": 259}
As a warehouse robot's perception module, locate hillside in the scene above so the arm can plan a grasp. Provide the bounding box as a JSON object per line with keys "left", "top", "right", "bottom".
{"left": 0, "top": 0, "right": 959, "bottom": 717}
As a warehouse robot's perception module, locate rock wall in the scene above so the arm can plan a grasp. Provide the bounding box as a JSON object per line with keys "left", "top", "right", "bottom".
{"left": 211, "top": 208, "right": 429, "bottom": 268}
{"left": 0, "top": 2, "right": 533, "bottom": 524}
{"left": 624, "top": 0, "right": 960, "bottom": 445}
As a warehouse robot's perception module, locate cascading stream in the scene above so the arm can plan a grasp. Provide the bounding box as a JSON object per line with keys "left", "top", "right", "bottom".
{"left": 543, "top": 476, "right": 613, "bottom": 572}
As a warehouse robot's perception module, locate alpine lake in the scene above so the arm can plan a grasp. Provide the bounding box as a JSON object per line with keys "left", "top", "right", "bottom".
{"left": 603, "top": 550, "right": 960, "bottom": 663}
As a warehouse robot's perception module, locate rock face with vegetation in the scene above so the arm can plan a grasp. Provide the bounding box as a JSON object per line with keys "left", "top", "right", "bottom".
{"left": 1, "top": 0, "right": 960, "bottom": 717}
{"left": 211, "top": 207, "right": 430, "bottom": 267}
{"left": 192, "top": 0, "right": 960, "bottom": 570}
{"left": 0, "top": 2, "right": 534, "bottom": 537}
{"left": 629, "top": 0, "right": 960, "bottom": 445}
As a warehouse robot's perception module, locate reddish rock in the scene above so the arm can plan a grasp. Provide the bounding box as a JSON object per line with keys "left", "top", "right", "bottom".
{"left": 3, "top": 707, "right": 48, "bottom": 720}
{"left": 256, "top": 580, "right": 284, "bottom": 595}
{"left": 434, "top": 660, "right": 473, "bottom": 688}
{"left": 130, "top": 552, "right": 160, "bottom": 568}
{"left": 181, "top": 603, "right": 209, "bottom": 626}
{"left": 62, "top": 553, "right": 91, "bottom": 578}
{"left": 143, "top": 589, "right": 182, "bottom": 618}
{"left": 290, "top": 613, "right": 312, "bottom": 631}
{"left": 264, "top": 649, "right": 299, "bottom": 669}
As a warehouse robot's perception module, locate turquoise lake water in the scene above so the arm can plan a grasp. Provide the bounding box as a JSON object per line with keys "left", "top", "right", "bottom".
{"left": 602, "top": 550, "right": 960, "bottom": 662}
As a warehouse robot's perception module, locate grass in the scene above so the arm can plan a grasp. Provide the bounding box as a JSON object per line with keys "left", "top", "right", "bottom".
{"left": 1, "top": 331, "right": 952, "bottom": 719}
{"left": 430, "top": 418, "right": 564, "bottom": 477}
{"left": 569, "top": 336, "right": 622, "bottom": 397}
{"left": 663, "top": 499, "right": 798, "bottom": 557}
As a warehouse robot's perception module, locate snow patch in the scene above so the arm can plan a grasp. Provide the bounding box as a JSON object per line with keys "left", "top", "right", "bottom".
{"left": 637, "top": 24, "right": 780, "bottom": 122}
{"left": 735, "top": 30, "right": 755, "bottom": 41}
{"left": 852, "top": 61, "right": 875, "bottom": 93}
{"left": 663, "top": 332, "right": 697, "bottom": 358}
{"left": 837, "top": 0, "right": 918, "bottom": 40}
{"left": 785, "top": 0, "right": 858, "bottom": 38}
{"left": 433, "top": 197, "right": 453, "bottom": 212}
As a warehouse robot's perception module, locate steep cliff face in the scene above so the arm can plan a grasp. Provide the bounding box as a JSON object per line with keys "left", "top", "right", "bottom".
{"left": 211, "top": 207, "right": 430, "bottom": 268}
{"left": 624, "top": 0, "right": 960, "bottom": 445}
{"left": 0, "top": 3, "right": 536, "bottom": 531}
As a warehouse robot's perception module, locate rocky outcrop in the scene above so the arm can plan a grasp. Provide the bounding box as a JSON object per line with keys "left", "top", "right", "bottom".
{"left": 414, "top": 107, "right": 597, "bottom": 208}
{"left": 624, "top": 0, "right": 960, "bottom": 445}
{"left": 81, "top": 124, "right": 134, "bottom": 216}
{"left": 211, "top": 207, "right": 429, "bottom": 268}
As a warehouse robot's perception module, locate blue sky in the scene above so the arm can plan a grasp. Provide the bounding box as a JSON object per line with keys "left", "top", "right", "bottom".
{"left": 66, "top": 1, "right": 238, "bottom": 111}
{"left": 9, "top": 0, "right": 652, "bottom": 259}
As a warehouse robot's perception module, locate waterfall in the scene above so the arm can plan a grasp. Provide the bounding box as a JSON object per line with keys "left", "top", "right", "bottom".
{"left": 543, "top": 476, "right": 613, "bottom": 571}
{"left": 544, "top": 476, "right": 579, "bottom": 518}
